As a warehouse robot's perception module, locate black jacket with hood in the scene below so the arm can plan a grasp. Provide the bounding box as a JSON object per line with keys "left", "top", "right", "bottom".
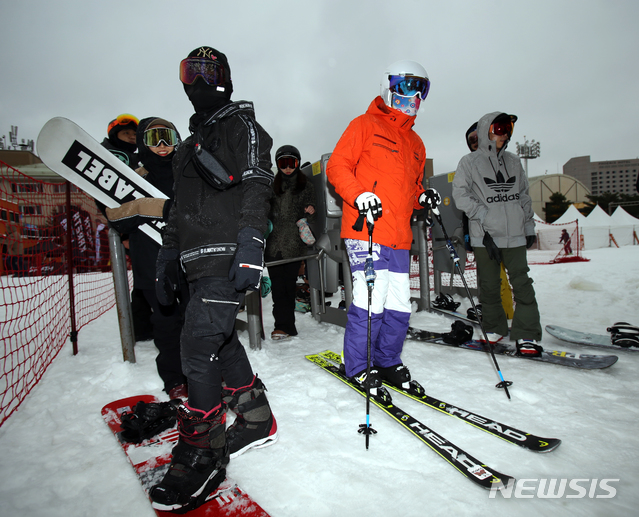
{"left": 127, "top": 117, "right": 180, "bottom": 289}
{"left": 162, "top": 101, "right": 274, "bottom": 281}
{"left": 266, "top": 145, "right": 316, "bottom": 261}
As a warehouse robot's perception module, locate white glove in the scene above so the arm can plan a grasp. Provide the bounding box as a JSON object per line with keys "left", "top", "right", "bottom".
{"left": 355, "top": 192, "right": 382, "bottom": 224}
{"left": 419, "top": 188, "right": 441, "bottom": 209}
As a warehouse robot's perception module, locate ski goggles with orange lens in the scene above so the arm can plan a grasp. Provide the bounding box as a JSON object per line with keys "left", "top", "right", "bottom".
{"left": 179, "top": 58, "right": 229, "bottom": 86}
{"left": 490, "top": 120, "right": 513, "bottom": 136}
{"left": 107, "top": 114, "right": 139, "bottom": 134}
{"left": 276, "top": 156, "right": 299, "bottom": 170}
{"left": 389, "top": 75, "right": 430, "bottom": 99}
{"left": 143, "top": 127, "right": 178, "bottom": 147}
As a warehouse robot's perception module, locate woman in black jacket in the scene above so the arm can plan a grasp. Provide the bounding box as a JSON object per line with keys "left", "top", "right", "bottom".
{"left": 266, "top": 145, "right": 316, "bottom": 340}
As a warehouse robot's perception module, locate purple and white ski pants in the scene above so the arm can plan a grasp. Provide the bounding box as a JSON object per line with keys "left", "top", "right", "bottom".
{"left": 343, "top": 239, "right": 411, "bottom": 378}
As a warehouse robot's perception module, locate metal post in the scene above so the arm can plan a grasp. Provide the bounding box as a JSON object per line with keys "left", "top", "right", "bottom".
{"left": 416, "top": 219, "right": 430, "bottom": 312}
{"left": 65, "top": 181, "right": 78, "bottom": 355}
{"left": 108, "top": 228, "right": 136, "bottom": 363}
{"left": 245, "top": 291, "right": 262, "bottom": 351}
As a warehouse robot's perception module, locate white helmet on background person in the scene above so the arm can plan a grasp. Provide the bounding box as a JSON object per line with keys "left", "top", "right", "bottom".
{"left": 380, "top": 60, "right": 430, "bottom": 116}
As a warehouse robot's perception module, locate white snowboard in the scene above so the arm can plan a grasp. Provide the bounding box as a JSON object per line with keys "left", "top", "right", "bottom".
{"left": 37, "top": 117, "right": 167, "bottom": 244}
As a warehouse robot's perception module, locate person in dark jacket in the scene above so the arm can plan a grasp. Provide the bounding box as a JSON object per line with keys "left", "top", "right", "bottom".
{"left": 101, "top": 114, "right": 139, "bottom": 168}
{"left": 266, "top": 145, "right": 316, "bottom": 340}
{"left": 100, "top": 113, "right": 153, "bottom": 339}
{"left": 149, "top": 46, "right": 278, "bottom": 513}
{"left": 105, "top": 117, "right": 187, "bottom": 400}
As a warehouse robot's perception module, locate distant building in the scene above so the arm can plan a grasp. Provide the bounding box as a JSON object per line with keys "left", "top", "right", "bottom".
{"left": 563, "top": 156, "right": 639, "bottom": 196}
{"left": 528, "top": 173, "right": 590, "bottom": 220}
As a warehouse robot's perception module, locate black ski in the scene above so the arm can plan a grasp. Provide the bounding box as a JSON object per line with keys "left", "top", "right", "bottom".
{"left": 318, "top": 350, "right": 561, "bottom": 453}
{"left": 306, "top": 352, "right": 515, "bottom": 491}
{"left": 407, "top": 326, "right": 619, "bottom": 369}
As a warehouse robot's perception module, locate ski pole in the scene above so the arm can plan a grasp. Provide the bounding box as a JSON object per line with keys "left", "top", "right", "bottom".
{"left": 357, "top": 216, "right": 378, "bottom": 448}
{"left": 430, "top": 206, "right": 513, "bottom": 400}
{"left": 353, "top": 182, "right": 378, "bottom": 448}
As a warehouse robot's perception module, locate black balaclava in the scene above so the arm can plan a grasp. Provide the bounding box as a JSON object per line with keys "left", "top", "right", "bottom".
{"left": 183, "top": 46, "right": 233, "bottom": 114}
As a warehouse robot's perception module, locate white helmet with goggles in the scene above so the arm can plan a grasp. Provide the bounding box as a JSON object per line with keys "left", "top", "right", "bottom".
{"left": 380, "top": 60, "right": 430, "bottom": 116}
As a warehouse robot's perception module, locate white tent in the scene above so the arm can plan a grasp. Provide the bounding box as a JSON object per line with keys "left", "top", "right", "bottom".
{"left": 552, "top": 204, "right": 638, "bottom": 249}
{"left": 579, "top": 205, "right": 612, "bottom": 249}
{"left": 611, "top": 206, "right": 639, "bottom": 225}
{"left": 609, "top": 206, "right": 639, "bottom": 246}
{"left": 553, "top": 204, "right": 586, "bottom": 226}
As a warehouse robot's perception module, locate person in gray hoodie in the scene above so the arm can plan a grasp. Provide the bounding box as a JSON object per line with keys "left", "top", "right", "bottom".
{"left": 452, "top": 112, "right": 541, "bottom": 353}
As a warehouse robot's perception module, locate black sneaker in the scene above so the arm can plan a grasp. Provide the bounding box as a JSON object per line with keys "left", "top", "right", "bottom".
{"left": 376, "top": 364, "right": 411, "bottom": 389}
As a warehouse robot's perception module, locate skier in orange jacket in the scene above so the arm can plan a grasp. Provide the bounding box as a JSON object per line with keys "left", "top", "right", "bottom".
{"left": 327, "top": 60, "right": 440, "bottom": 393}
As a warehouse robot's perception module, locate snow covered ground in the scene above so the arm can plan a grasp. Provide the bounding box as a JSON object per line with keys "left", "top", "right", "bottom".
{"left": 0, "top": 246, "right": 638, "bottom": 517}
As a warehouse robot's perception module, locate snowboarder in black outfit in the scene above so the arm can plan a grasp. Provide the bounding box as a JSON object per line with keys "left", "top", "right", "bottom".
{"left": 105, "top": 117, "right": 188, "bottom": 400}
{"left": 149, "top": 46, "right": 278, "bottom": 513}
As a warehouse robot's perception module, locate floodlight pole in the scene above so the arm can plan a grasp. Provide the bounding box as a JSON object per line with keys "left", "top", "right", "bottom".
{"left": 516, "top": 136, "right": 541, "bottom": 176}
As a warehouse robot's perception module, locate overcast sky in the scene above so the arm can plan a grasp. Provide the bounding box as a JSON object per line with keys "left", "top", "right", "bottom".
{"left": 1, "top": 0, "right": 637, "bottom": 179}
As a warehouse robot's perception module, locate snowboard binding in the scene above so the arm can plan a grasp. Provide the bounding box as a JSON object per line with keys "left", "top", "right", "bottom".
{"left": 120, "top": 400, "right": 178, "bottom": 443}
{"left": 432, "top": 293, "right": 460, "bottom": 312}
{"left": 442, "top": 320, "right": 474, "bottom": 345}
{"left": 607, "top": 322, "right": 639, "bottom": 348}
{"left": 516, "top": 341, "right": 544, "bottom": 357}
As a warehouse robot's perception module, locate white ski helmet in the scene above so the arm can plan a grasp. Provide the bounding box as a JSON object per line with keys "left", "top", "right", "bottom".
{"left": 380, "top": 60, "right": 430, "bottom": 109}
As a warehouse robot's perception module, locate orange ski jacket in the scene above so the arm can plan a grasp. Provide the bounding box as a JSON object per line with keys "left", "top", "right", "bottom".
{"left": 326, "top": 96, "right": 426, "bottom": 250}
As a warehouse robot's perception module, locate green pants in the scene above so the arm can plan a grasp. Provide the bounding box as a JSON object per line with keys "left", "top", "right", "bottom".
{"left": 474, "top": 246, "right": 542, "bottom": 341}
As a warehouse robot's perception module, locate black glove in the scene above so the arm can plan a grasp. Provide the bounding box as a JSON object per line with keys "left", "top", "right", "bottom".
{"left": 482, "top": 231, "right": 502, "bottom": 262}
{"left": 526, "top": 235, "right": 536, "bottom": 249}
{"left": 156, "top": 248, "right": 181, "bottom": 305}
{"left": 229, "top": 227, "right": 264, "bottom": 292}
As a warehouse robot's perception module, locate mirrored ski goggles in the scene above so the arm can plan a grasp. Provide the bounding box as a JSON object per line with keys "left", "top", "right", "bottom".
{"left": 276, "top": 156, "right": 299, "bottom": 170}
{"left": 490, "top": 120, "right": 514, "bottom": 136}
{"left": 388, "top": 75, "right": 430, "bottom": 99}
{"left": 107, "top": 114, "right": 139, "bottom": 134}
{"left": 179, "top": 58, "right": 228, "bottom": 86}
{"left": 143, "top": 127, "right": 178, "bottom": 147}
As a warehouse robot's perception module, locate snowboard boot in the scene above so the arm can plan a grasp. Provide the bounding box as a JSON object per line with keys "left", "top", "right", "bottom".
{"left": 376, "top": 364, "right": 411, "bottom": 390}
{"left": 150, "top": 403, "right": 229, "bottom": 513}
{"left": 224, "top": 376, "right": 278, "bottom": 459}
